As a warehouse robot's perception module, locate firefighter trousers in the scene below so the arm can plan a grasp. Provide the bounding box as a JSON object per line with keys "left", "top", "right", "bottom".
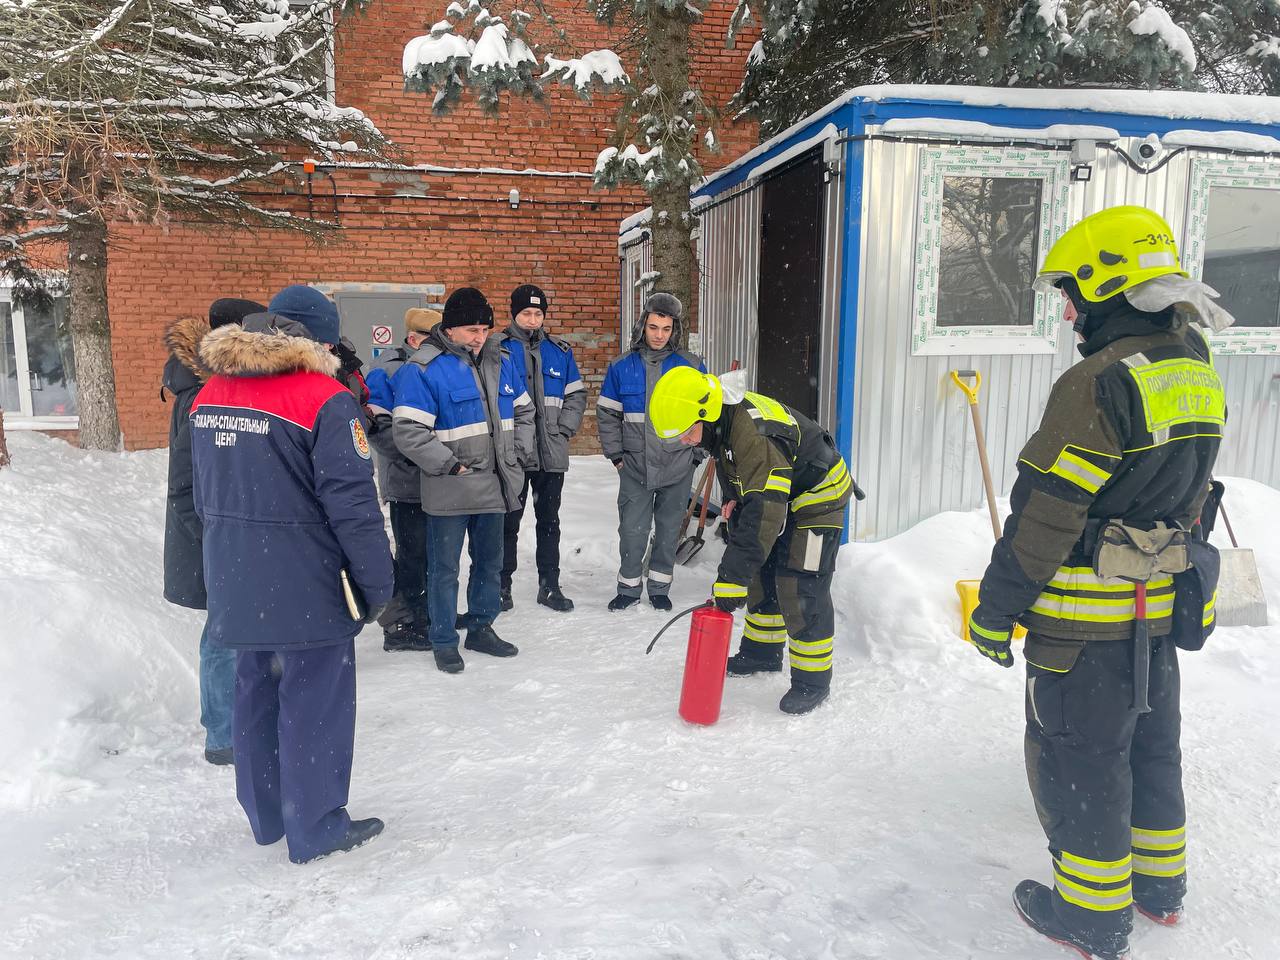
{"left": 739, "top": 514, "right": 842, "bottom": 689}
{"left": 1024, "top": 634, "right": 1187, "bottom": 945}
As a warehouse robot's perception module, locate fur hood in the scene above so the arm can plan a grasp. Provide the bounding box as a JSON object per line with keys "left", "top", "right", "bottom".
{"left": 165, "top": 315, "right": 212, "bottom": 381}
{"left": 199, "top": 314, "right": 341, "bottom": 379}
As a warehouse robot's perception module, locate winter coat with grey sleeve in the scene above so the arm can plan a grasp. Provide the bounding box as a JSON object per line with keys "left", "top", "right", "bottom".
{"left": 364, "top": 344, "right": 420, "bottom": 503}
{"left": 391, "top": 327, "right": 535, "bottom": 516}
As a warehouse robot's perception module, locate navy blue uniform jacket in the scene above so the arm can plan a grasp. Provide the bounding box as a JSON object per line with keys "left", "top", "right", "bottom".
{"left": 190, "top": 321, "right": 394, "bottom": 650}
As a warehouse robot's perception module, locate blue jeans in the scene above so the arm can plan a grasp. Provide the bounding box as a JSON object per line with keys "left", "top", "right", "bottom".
{"left": 199, "top": 620, "right": 236, "bottom": 751}
{"left": 427, "top": 512, "right": 503, "bottom": 649}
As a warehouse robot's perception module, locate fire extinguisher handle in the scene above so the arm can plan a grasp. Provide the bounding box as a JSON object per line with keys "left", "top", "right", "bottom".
{"left": 645, "top": 601, "right": 714, "bottom": 655}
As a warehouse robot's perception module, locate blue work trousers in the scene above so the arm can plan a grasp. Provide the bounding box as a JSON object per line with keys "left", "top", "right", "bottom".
{"left": 198, "top": 620, "right": 235, "bottom": 752}
{"left": 233, "top": 641, "right": 356, "bottom": 863}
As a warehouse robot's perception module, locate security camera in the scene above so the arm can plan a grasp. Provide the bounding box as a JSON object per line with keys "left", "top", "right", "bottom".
{"left": 1131, "top": 135, "right": 1162, "bottom": 164}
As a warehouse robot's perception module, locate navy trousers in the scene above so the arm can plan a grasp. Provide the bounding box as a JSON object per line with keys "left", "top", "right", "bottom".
{"left": 233, "top": 641, "right": 356, "bottom": 863}
{"left": 426, "top": 512, "right": 503, "bottom": 649}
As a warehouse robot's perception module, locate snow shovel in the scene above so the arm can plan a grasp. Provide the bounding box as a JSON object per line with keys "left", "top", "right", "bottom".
{"left": 1214, "top": 496, "right": 1268, "bottom": 627}
{"left": 950, "top": 370, "right": 1026, "bottom": 644}
{"left": 676, "top": 460, "right": 717, "bottom": 565}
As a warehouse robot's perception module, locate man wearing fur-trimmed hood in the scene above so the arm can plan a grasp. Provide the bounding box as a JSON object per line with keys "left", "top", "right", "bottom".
{"left": 596, "top": 292, "right": 706, "bottom": 612}
{"left": 162, "top": 297, "right": 262, "bottom": 766}
{"left": 190, "top": 300, "right": 394, "bottom": 865}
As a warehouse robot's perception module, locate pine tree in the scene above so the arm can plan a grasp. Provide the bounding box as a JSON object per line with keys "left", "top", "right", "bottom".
{"left": 740, "top": 0, "right": 1280, "bottom": 140}
{"left": 0, "top": 0, "right": 393, "bottom": 450}
{"left": 402, "top": 0, "right": 723, "bottom": 320}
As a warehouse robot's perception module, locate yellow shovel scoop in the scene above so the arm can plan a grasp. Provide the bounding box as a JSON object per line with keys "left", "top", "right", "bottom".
{"left": 951, "top": 369, "right": 1026, "bottom": 644}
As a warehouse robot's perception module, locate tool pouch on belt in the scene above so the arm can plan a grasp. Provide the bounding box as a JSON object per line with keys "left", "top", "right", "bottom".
{"left": 1092, "top": 520, "right": 1191, "bottom": 582}
{"left": 1169, "top": 537, "right": 1220, "bottom": 652}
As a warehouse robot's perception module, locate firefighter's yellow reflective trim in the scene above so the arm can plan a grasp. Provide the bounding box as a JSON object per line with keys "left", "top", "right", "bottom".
{"left": 764, "top": 467, "right": 793, "bottom": 495}
{"left": 746, "top": 612, "right": 786, "bottom": 627}
{"left": 791, "top": 460, "right": 852, "bottom": 511}
{"left": 713, "top": 582, "right": 748, "bottom": 598}
{"left": 1030, "top": 588, "right": 1175, "bottom": 622}
{"left": 1057, "top": 850, "right": 1132, "bottom": 882}
{"left": 1126, "top": 357, "right": 1225, "bottom": 433}
{"left": 788, "top": 636, "right": 833, "bottom": 655}
{"left": 743, "top": 392, "right": 797, "bottom": 426}
{"left": 1203, "top": 590, "right": 1217, "bottom": 627}
{"left": 789, "top": 653, "right": 833, "bottom": 671}
{"left": 970, "top": 620, "right": 1011, "bottom": 643}
{"left": 744, "top": 624, "right": 788, "bottom": 643}
{"left": 1047, "top": 568, "right": 1175, "bottom": 594}
{"left": 1132, "top": 825, "right": 1186, "bottom": 850}
{"left": 1132, "top": 852, "right": 1187, "bottom": 877}
{"left": 1048, "top": 448, "right": 1113, "bottom": 494}
{"left": 1052, "top": 868, "right": 1133, "bottom": 912}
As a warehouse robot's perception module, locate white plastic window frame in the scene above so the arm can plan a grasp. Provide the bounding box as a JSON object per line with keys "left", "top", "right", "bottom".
{"left": 0, "top": 284, "right": 77, "bottom": 431}
{"left": 288, "top": 0, "right": 337, "bottom": 103}
{"left": 1184, "top": 156, "right": 1280, "bottom": 356}
{"left": 910, "top": 145, "right": 1069, "bottom": 356}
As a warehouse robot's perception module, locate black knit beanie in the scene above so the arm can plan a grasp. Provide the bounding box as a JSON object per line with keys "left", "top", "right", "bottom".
{"left": 442, "top": 287, "right": 494, "bottom": 330}
{"left": 510, "top": 284, "right": 548, "bottom": 318}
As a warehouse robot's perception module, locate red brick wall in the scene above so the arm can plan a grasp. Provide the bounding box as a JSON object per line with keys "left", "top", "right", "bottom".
{"left": 104, "top": 0, "right": 759, "bottom": 451}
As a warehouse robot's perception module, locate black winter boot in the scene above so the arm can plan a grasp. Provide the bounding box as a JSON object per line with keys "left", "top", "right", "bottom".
{"left": 464, "top": 624, "right": 519, "bottom": 657}
{"left": 608, "top": 593, "right": 641, "bottom": 611}
{"left": 290, "top": 817, "right": 385, "bottom": 864}
{"left": 779, "top": 681, "right": 830, "bottom": 715}
{"left": 204, "top": 746, "right": 234, "bottom": 766}
{"left": 726, "top": 650, "right": 784, "bottom": 676}
{"left": 537, "top": 578, "right": 574, "bottom": 612}
{"left": 649, "top": 594, "right": 673, "bottom": 612}
{"left": 1013, "top": 880, "right": 1131, "bottom": 960}
{"left": 499, "top": 584, "right": 514, "bottom": 612}
{"left": 433, "top": 646, "right": 465, "bottom": 674}
{"left": 383, "top": 621, "right": 431, "bottom": 652}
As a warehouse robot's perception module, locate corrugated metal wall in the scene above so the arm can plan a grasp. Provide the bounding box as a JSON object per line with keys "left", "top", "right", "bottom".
{"left": 851, "top": 135, "right": 1280, "bottom": 540}
{"left": 698, "top": 183, "right": 763, "bottom": 378}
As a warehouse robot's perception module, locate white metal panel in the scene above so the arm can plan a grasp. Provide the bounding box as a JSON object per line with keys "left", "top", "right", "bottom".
{"left": 698, "top": 182, "right": 762, "bottom": 379}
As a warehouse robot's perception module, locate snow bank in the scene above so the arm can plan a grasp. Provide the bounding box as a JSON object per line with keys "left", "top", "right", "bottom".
{"left": 0, "top": 434, "right": 199, "bottom": 809}
{"left": 1, "top": 435, "right": 1278, "bottom": 958}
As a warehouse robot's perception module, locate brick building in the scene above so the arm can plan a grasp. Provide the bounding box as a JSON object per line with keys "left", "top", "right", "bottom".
{"left": 0, "top": 0, "right": 757, "bottom": 451}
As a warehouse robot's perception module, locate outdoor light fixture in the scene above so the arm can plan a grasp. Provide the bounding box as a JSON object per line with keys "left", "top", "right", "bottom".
{"left": 509, "top": 188, "right": 520, "bottom": 209}
{"left": 1069, "top": 140, "right": 1095, "bottom": 184}
{"left": 1071, "top": 165, "right": 1093, "bottom": 182}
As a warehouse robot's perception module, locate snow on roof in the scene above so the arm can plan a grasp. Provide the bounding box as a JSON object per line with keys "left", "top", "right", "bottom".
{"left": 691, "top": 84, "right": 1280, "bottom": 201}
{"left": 1161, "top": 128, "right": 1280, "bottom": 153}
{"left": 880, "top": 118, "right": 1121, "bottom": 141}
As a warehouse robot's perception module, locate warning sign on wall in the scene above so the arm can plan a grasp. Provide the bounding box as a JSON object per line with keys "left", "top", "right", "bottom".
{"left": 371, "top": 325, "right": 393, "bottom": 346}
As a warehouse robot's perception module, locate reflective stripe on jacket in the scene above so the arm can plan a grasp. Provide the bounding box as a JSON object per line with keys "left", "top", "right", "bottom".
{"left": 501, "top": 326, "right": 586, "bottom": 473}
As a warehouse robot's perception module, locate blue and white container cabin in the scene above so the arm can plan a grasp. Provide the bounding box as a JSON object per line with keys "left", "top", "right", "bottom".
{"left": 617, "top": 85, "right": 1280, "bottom": 540}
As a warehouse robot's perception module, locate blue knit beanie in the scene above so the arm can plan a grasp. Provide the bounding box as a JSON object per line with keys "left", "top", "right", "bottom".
{"left": 268, "top": 285, "right": 340, "bottom": 344}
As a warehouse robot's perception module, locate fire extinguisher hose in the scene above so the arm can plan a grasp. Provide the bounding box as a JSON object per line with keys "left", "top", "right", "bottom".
{"left": 645, "top": 601, "right": 713, "bottom": 655}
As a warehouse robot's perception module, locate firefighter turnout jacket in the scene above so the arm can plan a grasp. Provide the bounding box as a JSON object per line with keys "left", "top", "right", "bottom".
{"left": 709, "top": 393, "right": 853, "bottom": 602}
{"left": 971, "top": 308, "right": 1224, "bottom": 667}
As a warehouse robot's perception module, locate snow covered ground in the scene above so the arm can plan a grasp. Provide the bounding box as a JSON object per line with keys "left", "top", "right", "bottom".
{"left": 1, "top": 431, "right": 1278, "bottom": 960}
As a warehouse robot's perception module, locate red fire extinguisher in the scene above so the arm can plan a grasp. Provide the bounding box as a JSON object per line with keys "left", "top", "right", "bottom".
{"left": 646, "top": 601, "right": 735, "bottom": 725}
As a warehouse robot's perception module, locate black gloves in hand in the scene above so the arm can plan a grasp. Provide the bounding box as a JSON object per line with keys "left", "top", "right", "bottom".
{"left": 714, "top": 594, "right": 747, "bottom": 613}
{"left": 969, "top": 608, "right": 1015, "bottom": 668}
{"left": 362, "top": 602, "right": 388, "bottom": 625}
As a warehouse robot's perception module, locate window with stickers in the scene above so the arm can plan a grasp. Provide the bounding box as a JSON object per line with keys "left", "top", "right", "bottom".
{"left": 911, "top": 145, "right": 1069, "bottom": 356}
{"left": 1, "top": 287, "right": 77, "bottom": 427}
{"left": 1184, "top": 157, "right": 1280, "bottom": 354}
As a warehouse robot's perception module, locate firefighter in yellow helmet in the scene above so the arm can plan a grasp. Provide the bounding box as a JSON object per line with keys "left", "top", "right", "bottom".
{"left": 650, "top": 369, "right": 862, "bottom": 714}
{"left": 968, "top": 206, "right": 1231, "bottom": 960}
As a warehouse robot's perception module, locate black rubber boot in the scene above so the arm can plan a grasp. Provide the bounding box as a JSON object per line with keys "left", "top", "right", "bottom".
{"left": 649, "top": 594, "right": 673, "bottom": 612}
{"left": 608, "top": 593, "right": 641, "bottom": 611}
{"left": 499, "top": 584, "right": 514, "bottom": 612}
{"left": 204, "top": 746, "right": 234, "bottom": 766}
{"left": 464, "top": 624, "right": 519, "bottom": 657}
{"left": 433, "top": 646, "right": 465, "bottom": 674}
{"left": 726, "top": 650, "right": 784, "bottom": 676}
{"left": 290, "top": 817, "right": 385, "bottom": 864}
{"left": 1013, "top": 880, "right": 1131, "bottom": 960}
{"left": 537, "top": 579, "right": 574, "bottom": 612}
{"left": 779, "top": 681, "right": 830, "bottom": 715}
